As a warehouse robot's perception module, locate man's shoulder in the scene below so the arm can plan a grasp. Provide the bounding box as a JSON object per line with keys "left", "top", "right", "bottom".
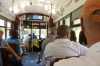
{"left": 54, "top": 53, "right": 100, "bottom": 66}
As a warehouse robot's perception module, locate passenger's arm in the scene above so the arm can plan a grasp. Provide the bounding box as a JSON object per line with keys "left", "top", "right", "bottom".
{"left": 6, "top": 45, "right": 21, "bottom": 61}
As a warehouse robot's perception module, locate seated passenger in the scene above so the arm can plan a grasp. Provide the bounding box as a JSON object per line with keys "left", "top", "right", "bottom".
{"left": 41, "top": 25, "right": 88, "bottom": 66}
{"left": 0, "top": 30, "right": 22, "bottom": 66}
{"left": 54, "top": 0, "right": 100, "bottom": 66}
{"left": 36, "top": 27, "right": 57, "bottom": 64}
{"left": 79, "top": 31, "right": 88, "bottom": 47}
{"left": 70, "top": 30, "right": 77, "bottom": 42}
{"left": 7, "top": 30, "right": 22, "bottom": 55}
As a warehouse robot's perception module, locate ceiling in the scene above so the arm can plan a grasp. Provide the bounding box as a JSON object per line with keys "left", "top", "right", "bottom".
{"left": 0, "top": 0, "right": 67, "bottom": 16}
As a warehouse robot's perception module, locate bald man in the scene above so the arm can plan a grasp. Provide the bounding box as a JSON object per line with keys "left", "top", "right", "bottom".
{"left": 54, "top": 0, "right": 100, "bottom": 66}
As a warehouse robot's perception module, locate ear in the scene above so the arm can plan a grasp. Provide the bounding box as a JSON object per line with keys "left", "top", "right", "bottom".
{"left": 81, "top": 17, "right": 85, "bottom": 31}
{"left": 66, "top": 33, "right": 70, "bottom": 39}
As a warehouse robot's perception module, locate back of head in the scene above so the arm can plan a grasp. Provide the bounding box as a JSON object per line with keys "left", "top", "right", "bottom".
{"left": 57, "top": 25, "right": 70, "bottom": 38}
{"left": 10, "top": 30, "right": 18, "bottom": 39}
{"left": 70, "top": 30, "right": 76, "bottom": 42}
{"left": 50, "top": 27, "right": 57, "bottom": 35}
{"left": 79, "top": 31, "right": 87, "bottom": 45}
{"left": 82, "top": 0, "right": 100, "bottom": 46}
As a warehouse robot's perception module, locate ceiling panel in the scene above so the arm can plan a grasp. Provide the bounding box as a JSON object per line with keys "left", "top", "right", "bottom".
{"left": 0, "top": 0, "right": 68, "bottom": 15}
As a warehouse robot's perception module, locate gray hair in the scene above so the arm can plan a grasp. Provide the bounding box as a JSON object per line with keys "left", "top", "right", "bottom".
{"left": 57, "top": 25, "right": 70, "bottom": 38}
{"left": 50, "top": 27, "right": 57, "bottom": 35}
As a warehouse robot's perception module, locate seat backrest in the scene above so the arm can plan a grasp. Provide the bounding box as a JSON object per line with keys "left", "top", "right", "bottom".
{"left": 50, "top": 56, "right": 79, "bottom": 66}
{"left": 8, "top": 42, "right": 18, "bottom": 54}
{"left": 0, "top": 48, "right": 10, "bottom": 66}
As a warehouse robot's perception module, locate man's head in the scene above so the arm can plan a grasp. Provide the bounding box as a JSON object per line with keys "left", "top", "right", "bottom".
{"left": 82, "top": 0, "right": 100, "bottom": 47}
{"left": 0, "top": 30, "right": 3, "bottom": 42}
{"left": 57, "top": 25, "right": 70, "bottom": 39}
{"left": 49, "top": 27, "right": 57, "bottom": 38}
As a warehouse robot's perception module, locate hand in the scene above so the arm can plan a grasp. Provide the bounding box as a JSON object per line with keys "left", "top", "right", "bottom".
{"left": 15, "top": 55, "right": 22, "bottom": 62}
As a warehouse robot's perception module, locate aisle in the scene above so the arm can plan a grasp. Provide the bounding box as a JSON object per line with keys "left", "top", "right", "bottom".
{"left": 22, "top": 52, "right": 41, "bottom": 66}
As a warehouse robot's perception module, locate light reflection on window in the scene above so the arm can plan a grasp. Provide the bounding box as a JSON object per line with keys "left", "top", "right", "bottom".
{"left": 65, "top": 17, "right": 70, "bottom": 26}
{"left": 7, "top": 22, "right": 11, "bottom": 28}
{"left": 73, "top": 19, "right": 80, "bottom": 25}
{"left": 0, "top": 19, "right": 5, "bottom": 26}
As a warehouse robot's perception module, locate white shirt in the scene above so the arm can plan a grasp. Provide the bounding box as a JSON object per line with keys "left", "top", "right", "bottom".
{"left": 23, "top": 35, "right": 30, "bottom": 44}
{"left": 41, "top": 39, "right": 88, "bottom": 65}
{"left": 54, "top": 42, "right": 100, "bottom": 66}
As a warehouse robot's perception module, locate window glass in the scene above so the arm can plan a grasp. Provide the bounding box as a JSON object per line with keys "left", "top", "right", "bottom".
{"left": 73, "top": 19, "right": 80, "bottom": 25}
{"left": 0, "top": 19, "right": 5, "bottom": 26}
{"left": 65, "top": 17, "right": 70, "bottom": 26}
{"left": 7, "top": 22, "right": 11, "bottom": 28}
{"left": 60, "top": 20, "right": 63, "bottom": 25}
{"left": 23, "top": 29, "right": 31, "bottom": 39}
{"left": 7, "top": 22, "right": 11, "bottom": 38}
{"left": 32, "top": 29, "right": 39, "bottom": 39}
{"left": 32, "top": 29, "right": 39, "bottom": 35}
{"left": 41, "top": 29, "right": 47, "bottom": 39}
{"left": 72, "top": 27, "right": 81, "bottom": 42}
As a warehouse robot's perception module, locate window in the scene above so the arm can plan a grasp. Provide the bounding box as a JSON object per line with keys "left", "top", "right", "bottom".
{"left": 60, "top": 20, "right": 63, "bottom": 25}
{"left": 32, "top": 29, "right": 39, "bottom": 39}
{"left": 23, "top": 29, "right": 31, "bottom": 39}
{"left": 41, "top": 29, "right": 47, "bottom": 39}
{"left": 72, "top": 27, "right": 81, "bottom": 42}
{"left": 0, "top": 19, "right": 5, "bottom": 26}
{"left": 65, "top": 17, "right": 70, "bottom": 26}
{"left": 7, "top": 22, "right": 11, "bottom": 28}
{"left": 73, "top": 19, "right": 80, "bottom": 25}
{"left": 7, "top": 22, "right": 11, "bottom": 38}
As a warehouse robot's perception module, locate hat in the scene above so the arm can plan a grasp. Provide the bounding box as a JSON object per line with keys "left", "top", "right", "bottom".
{"left": 82, "top": 0, "right": 100, "bottom": 22}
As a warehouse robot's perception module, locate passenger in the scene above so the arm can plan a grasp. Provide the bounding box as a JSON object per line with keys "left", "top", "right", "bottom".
{"left": 41, "top": 25, "right": 88, "bottom": 66}
{"left": 7, "top": 30, "right": 22, "bottom": 55}
{"left": 30, "top": 33, "right": 37, "bottom": 41}
{"left": 0, "top": 30, "right": 22, "bottom": 66}
{"left": 54, "top": 0, "right": 100, "bottom": 66}
{"left": 19, "top": 37, "right": 27, "bottom": 55}
{"left": 70, "top": 30, "right": 76, "bottom": 42}
{"left": 36, "top": 27, "right": 57, "bottom": 64}
{"left": 79, "top": 31, "right": 88, "bottom": 47}
{"left": 23, "top": 34, "right": 31, "bottom": 44}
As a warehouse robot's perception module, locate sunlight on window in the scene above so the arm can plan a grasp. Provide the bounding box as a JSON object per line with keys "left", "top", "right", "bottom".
{"left": 60, "top": 20, "right": 63, "bottom": 25}
{"left": 7, "top": 22, "right": 11, "bottom": 28}
{"left": 0, "top": 19, "right": 5, "bottom": 26}
{"left": 73, "top": 19, "right": 80, "bottom": 25}
{"left": 65, "top": 17, "right": 70, "bottom": 26}
{"left": 23, "top": 29, "right": 31, "bottom": 39}
{"left": 41, "top": 29, "right": 47, "bottom": 39}
{"left": 72, "top": 27, "right": 81, "bottom": 42}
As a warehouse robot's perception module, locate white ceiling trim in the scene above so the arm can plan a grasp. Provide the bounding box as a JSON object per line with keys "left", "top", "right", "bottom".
{"left": 54, "top": 0, "right": 86, "bottom": 23}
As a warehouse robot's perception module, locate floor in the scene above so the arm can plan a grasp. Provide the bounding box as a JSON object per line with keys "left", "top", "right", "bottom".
{"left": 22, "top": 52, "right": 41, "bottom": 66}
